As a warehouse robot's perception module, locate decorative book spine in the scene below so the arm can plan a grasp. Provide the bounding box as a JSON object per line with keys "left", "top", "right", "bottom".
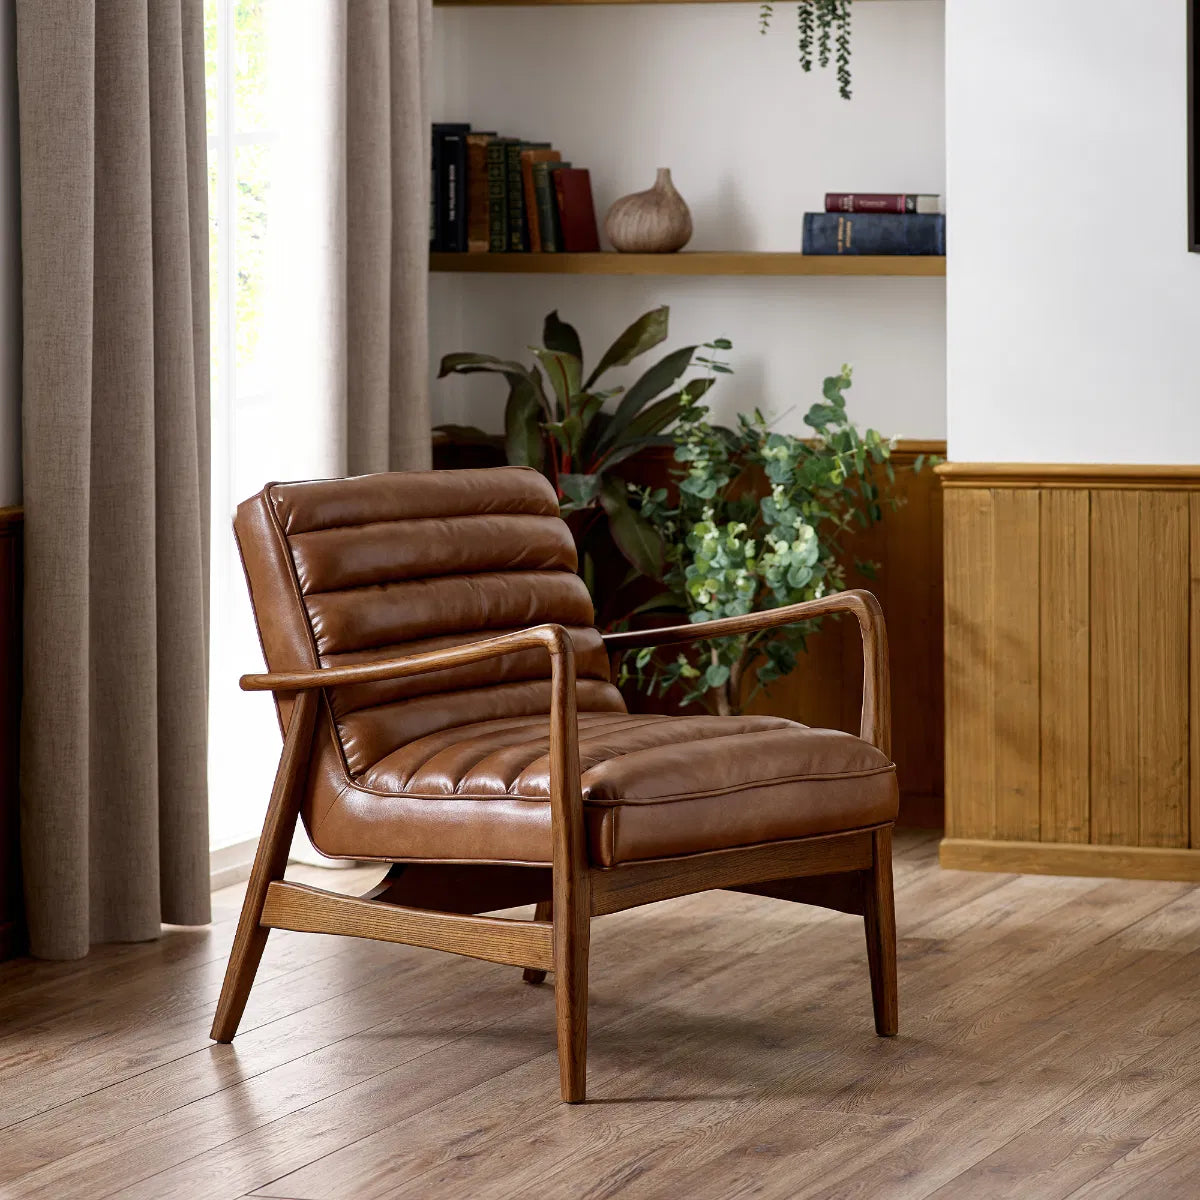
{"left": 521, "top": 148, "right": 561, "bottom": 252}
{"left": 824, "top": 192, "right": 940, "bottom": 215}
{"left": 432, "top": 123, "right": 470, "bottom": 253}
{"left": 505, "top": 143, "right": 529, "bottom": 252}
{"left": 486, "top": 138, "right": 512, "bottom": 252}
{"left": 465, "top": 132, "right": 495, "bottom": 253}
{"left": 802, "top": 213, "right": 946, "bottom": 255}
{"left": 533, "top": 161, "right": 567, "bottom": 253}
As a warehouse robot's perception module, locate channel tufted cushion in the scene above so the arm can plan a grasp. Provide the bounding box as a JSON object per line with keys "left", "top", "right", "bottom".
{"left": 234, "top": 467, "right": 898, "bottom": 867}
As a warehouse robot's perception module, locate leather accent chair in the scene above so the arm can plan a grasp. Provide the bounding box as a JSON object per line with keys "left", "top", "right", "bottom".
{"left": 211, "top": 467, "right": 899, "bottom": 1102}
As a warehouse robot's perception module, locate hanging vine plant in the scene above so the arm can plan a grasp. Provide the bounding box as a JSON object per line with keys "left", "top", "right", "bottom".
{"left": 760, "top": 0, "right": 853, "bottom": 100}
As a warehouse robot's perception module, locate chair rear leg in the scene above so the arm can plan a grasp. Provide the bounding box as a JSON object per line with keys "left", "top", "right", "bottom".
{"left": 211, "top": 690, "right": 317, "bottom": 1043}
{"left": 863, "top": 824, "right": 898, "bottom": 1036}
{"left": 523, "top": 900, "right": 553, "bottom": 984}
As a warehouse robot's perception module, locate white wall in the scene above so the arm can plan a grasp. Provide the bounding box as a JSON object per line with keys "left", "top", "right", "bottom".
{"left": 946, "top": 0, "right": 1200, "bottom": 464}
{"left": 430, "top": 0, "right": 947, "bottom": 441}
{"left": 0, "top": 0, "right": 18, "bottom": 506}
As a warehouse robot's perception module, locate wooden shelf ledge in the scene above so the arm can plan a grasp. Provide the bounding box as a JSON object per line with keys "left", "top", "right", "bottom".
{"left": 430, "top": 252, "right": 946, "bottom": 277}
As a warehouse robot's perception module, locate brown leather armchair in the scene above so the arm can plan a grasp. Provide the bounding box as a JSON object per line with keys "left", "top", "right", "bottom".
{"left": 212, "top": 467, "right": 898, "bottom": 1102}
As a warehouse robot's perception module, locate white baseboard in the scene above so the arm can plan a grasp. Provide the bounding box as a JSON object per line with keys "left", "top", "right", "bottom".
{"left": 209, "top": 837, "right": 259, "bottom": 892}
{"left": 209, "top": 828, "right": 363, "bottom": 893}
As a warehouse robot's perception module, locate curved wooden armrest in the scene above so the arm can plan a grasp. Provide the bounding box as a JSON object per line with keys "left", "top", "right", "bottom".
{"left": 240, "top": 623, "right": 589, "bottom": 906}
{"left": 240, "top": 624, "right": 575, "bottom": 692}
{"left": 601, "top": 589, "right": 892, "bottom": 755}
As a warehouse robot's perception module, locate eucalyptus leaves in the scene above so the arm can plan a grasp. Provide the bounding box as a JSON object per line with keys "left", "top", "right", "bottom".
{"left": 628, "top": 365, "right": 897, "bottom": 716}
{"left": 760, "top": 0, "right": 853, "bottom": 100}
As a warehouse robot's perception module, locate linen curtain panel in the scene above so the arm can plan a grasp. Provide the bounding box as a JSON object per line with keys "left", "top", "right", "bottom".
{"left": 344, "top": 0, "right": 432, "bottom": 473}
{"left": 17, "top": 0, "right": 211, "bottom": 959}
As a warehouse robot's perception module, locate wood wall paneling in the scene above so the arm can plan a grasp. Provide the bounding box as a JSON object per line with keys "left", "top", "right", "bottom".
{"left": 941, "top": 465, "right": 1200, "bottom": 880}
{"left": 1038, "top": 490, "right": 1089, "bottom": 843}
{"left": 0, "top": 507, "right": 23, "bottom": 961}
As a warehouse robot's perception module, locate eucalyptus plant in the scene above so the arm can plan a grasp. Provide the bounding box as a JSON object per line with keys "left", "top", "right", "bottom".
{"left": 627, "top": 365, "right": 910, "bottom": 716}
{"left": 437, "top": 307, "right": 727, "bottom": 600}
{"left": 759, "top": 0, "right": 853, "bottom": 99}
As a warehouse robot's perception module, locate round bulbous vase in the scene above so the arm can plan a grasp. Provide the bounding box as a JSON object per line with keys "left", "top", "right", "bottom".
{"left": 604, "top": 168, "right": 693, "bottom": 253}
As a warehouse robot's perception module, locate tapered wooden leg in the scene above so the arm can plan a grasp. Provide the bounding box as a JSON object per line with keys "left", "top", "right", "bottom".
{"left": 211, "top": 690, "right": 318, "bottom": 1043}
{"left": 553, "top": 882, "right": 590, "bottom": 1103}
{"left": 523, "top": 900, "right": 553, "bottom": 984}
{"left": 863, "top": 823, "right": 898, "bottom": 1037}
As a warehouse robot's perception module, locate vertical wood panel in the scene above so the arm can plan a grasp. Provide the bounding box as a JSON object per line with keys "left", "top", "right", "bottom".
{"left": 1090, "top": 491, "right": 1140, "bottom": 846}
{"left": 990, "top": 490, "right": 1041, "bottom": 841}
{"left": 944, "top": 488, "right": 994, "bottom": 838}
{"left": 1191, "top": 496, "right": 1200, "bottom": 849}
{"left": 1039, "top": 490, "right": 1090, "bottom": 843}
{"left": 1138, "top": 492, "right": 1189, "bottom": 847}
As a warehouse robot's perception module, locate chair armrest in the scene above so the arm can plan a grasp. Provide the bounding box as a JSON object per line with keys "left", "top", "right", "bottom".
{"left": 602, "top": 589, "right": 892, "bottom": 755}
{"left": 240, "top": 623, "right": 590, "bottom": 897}
{"left": 240, "top": 624, "right": 574, "bottom": 692}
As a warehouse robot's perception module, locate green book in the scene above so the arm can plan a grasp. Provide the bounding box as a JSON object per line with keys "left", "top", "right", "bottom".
{"left": 486, "top": 138, "right": 516, "bottom": 252}
{"left": 505, "top": 141, "right": 549, "bottom": 252}
{"left": 533, "top": 160, "right": 570, "bottom": 253}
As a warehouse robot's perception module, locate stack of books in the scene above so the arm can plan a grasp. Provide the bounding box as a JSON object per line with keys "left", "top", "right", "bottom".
{"left": 803, "top": 193, "right": 945, "bottom": 256}
{"left": 431, "top": 123, "right": 600, "bottom": 254}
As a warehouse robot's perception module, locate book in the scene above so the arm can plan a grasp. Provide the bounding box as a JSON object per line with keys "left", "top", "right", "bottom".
{"left": 506, "top": 141, "right": 549, "bottom": 251}
{"left": 825, "top": 192, "right": 940, "bottom": 215}
{"left": 533, "top": 161, "right": 570, "bottom": 252}
{"left": 553, "top": 167, "right": 600, "bottom": 252}
{"left": 432, "top": 122, "right": 470, "bottom": 252}
{"left": 802, "top": 212, "right": 945, "bottom": 256}
{"left": 465, "top": 131, "right": 496, "bottom": 252}
{"left": 486, "top": 137, "right": 515, "bottom": 252}
{"left": 520, "top": 147, "right": 562, "bottom": 251}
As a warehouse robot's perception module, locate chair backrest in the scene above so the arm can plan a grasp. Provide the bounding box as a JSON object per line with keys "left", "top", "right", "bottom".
{"left": 234, "top": 467, "right": 624, "bottom": 780}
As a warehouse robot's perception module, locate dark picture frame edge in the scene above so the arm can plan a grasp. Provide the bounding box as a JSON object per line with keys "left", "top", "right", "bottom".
{"left": 1190, "top": 0, "right": 1199, "bottom": 250}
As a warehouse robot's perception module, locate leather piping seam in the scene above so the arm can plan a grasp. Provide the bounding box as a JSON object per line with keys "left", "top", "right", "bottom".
{"left": 280, "top": 502, "right": 559, "bottom": 536}
{"left": 306, "top": 821, "right": 891, "bottom": 868}
{"left": 297, "top": 563, "right": 581, "bottom": 600}
{"left": 341, "top": 761, "right": 896, "bottom": 804}
{"left": 264, "top": 482, "right": 356, "bottom": 785}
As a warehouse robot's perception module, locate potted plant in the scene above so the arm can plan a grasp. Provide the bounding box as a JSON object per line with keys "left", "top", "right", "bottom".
{"left": 437, "top": 306, "right": 729, "bottom": 608}
{"left": 623, "top": 365, "right": 924, "bottom": 715}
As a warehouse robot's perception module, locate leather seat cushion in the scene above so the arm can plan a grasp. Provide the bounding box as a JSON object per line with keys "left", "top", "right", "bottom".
{"left": 317, "top": 711, "right": 897, "bottom": 867}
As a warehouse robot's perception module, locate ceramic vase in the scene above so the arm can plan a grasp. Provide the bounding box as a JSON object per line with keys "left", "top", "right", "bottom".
{"left": 604, "top": 168, "right": 693, "bottom": 253}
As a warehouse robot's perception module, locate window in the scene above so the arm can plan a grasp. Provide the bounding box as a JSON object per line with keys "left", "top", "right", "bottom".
{"left": 205, "top": 1, "right": 342, "bottom": 854}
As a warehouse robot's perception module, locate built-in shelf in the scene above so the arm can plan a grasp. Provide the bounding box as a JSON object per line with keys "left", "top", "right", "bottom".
{"left": 434, "top": 0, "right": 900, "bottom": 5}
{"left": 430, "top": 252, "right": 946, "bottom": 277}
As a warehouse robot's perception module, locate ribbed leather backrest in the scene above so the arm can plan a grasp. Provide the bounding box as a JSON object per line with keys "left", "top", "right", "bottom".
{"left": 234, "top": 467, "right": 625, "bottom": 778}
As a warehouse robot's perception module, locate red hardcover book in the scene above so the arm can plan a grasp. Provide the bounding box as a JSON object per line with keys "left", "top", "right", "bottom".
{"left": 553, "top": 168, "right": 600, "bottom": 252}
{"left": 825, "top": 192, "right": 940, "bottom": 215}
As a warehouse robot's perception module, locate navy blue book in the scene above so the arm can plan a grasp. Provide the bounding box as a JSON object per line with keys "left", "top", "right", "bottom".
{"left": 802, "top": 212, "right": 945, "bottom": 255}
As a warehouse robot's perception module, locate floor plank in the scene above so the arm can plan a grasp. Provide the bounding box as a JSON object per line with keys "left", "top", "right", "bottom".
{"left": 3, "top": 837, "right": 1200, "bottom": 1199}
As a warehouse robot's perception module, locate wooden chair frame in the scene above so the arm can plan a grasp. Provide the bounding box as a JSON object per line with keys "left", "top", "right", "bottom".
{"left": 211, "top": 588, "right": 897, "bottom": 1103}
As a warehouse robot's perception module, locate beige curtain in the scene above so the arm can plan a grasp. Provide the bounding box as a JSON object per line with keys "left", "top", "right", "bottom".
{"left": 343, "top": 0, "right": 432, "bottom": 474}
{"left": 17, "top": 0, "right": 211, "bottom": 959}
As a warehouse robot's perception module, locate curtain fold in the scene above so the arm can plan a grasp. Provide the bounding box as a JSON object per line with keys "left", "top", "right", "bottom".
{"left": 344, "top": 0, "right": 432, "bottom": 475}
{"left": 17, "top": 0, "right": 211, "bottom": 959}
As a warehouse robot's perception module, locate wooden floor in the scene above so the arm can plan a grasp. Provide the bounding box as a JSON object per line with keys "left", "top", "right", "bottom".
{"left": 4, "top": 831, "right": 1200, "bottom": 1198}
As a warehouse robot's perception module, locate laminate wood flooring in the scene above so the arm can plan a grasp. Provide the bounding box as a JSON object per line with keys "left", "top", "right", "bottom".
{"left": 3, "top": 831, "right": 1200, "bottom": 1198}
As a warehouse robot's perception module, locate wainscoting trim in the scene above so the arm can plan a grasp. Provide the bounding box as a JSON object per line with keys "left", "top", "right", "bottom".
{"left": 942, "top": 462, "right": 1200, "bottom": 881}
{"left": 941, "top": 839, "right": 1200, "bottom": 883}
{"left": 937, "top": 462, "right": 1200, "bottom": 490}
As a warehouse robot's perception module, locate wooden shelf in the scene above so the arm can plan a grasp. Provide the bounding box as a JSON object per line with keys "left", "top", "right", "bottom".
{"left": 430, "top": 252, "right": 946, "bottom": 277}
{"left": 434, "top": 0, "right": 901, "bottom": 5}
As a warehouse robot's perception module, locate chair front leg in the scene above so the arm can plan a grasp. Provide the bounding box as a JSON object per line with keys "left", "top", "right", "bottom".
{"left": 547, "top": 632, "right": 591, "bottom": 1102}
{"left": 863, "top": 824, "right": 898, "bottom": 1037}
{"left": 211, "top": 689, "right": 318, "bottom": 1042}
